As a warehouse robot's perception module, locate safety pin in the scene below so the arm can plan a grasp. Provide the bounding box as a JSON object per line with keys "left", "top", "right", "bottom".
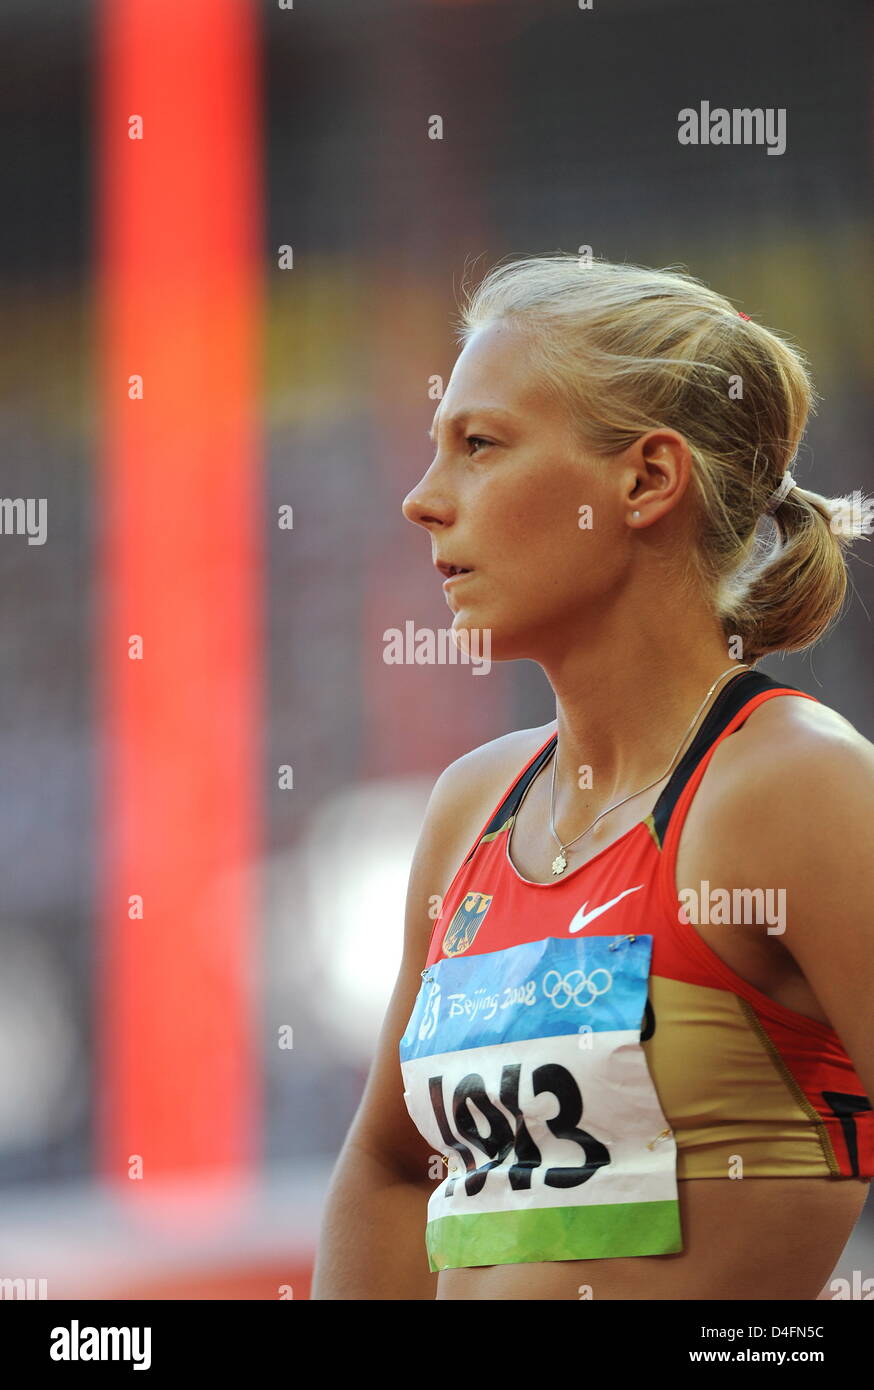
{"left": 608, "top": 934, "right": 637, "bottom": 951}
{"left": 646, "top": 1128, "right": 673, "bottom": 1150}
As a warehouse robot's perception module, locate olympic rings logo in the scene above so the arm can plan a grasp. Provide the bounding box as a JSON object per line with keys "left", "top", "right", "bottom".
{"left": 542, "top": 968, "right": 613, "bottom": 1008}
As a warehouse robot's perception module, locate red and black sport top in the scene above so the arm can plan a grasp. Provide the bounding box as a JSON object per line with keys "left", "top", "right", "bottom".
{"left": 424, "top": 671, "right": 873, "bottom": 1181}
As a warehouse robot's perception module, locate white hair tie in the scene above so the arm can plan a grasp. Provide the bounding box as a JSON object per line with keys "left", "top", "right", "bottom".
{"left": 764, "top": 471, "right": 796, "bottom": 514}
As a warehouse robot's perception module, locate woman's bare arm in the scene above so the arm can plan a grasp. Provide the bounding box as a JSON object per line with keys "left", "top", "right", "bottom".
{"left": 680, "top": 696, "right": 874, "bottom": 1101}
{"left": 311, "top": 727, "right": 549, "bottom": 1299}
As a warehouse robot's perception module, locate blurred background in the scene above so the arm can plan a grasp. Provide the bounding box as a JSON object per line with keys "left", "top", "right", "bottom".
{"left": 0, "top": 0, "right": 871, "bottom": 1299}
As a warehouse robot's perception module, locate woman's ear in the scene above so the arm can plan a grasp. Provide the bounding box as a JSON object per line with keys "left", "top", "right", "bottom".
{"left": 624, "top": 429, "right": 692, "bottom": 527}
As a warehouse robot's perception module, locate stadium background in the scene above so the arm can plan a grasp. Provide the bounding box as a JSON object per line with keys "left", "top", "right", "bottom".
{"left": 0, "top": 0, "right": 871, "bottom": 1299}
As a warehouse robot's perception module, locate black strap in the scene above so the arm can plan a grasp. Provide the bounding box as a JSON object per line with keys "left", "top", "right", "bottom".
{"left": 463, "top": 733, "right": 557, "bottom": 864}
{"left": 649, "top": 669, "right": 806, "bottom": 844}
{"left": 466, "top": 669, "right": 807, "bottom": 865}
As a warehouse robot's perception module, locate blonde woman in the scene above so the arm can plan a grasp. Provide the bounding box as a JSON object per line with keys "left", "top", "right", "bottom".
{"left": 313, "top": 256, "right": 874, "bottom": 1301}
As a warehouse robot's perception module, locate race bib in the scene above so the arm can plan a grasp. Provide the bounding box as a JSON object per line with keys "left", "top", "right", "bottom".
{"left": 399, "top": 935, "right": 682, "bottom": 1271}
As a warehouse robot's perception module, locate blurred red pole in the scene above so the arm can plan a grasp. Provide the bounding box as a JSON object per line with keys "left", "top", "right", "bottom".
{"left": 95, "top": 0, "right": 263, "bottom": 1212}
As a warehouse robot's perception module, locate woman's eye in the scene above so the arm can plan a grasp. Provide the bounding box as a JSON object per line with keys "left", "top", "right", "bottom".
{"left": 466, "top": 436, "right": 491, "bottom": 456}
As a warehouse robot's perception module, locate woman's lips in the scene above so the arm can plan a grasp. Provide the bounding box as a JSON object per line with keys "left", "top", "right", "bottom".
{"left": 435, "top": 558, "right": 475, "bottom": 588}
{"left": 442, "top": 567, "right": 474, "bottom": 590}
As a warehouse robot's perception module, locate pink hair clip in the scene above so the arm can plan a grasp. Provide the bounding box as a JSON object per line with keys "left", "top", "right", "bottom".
{"left": 737, "top": 311, "right": 751, "bottom": 320}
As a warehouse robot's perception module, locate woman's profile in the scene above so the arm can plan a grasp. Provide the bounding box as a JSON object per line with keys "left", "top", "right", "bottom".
{"left": 313, "top": 254, "right": 874, "bottom": 1301}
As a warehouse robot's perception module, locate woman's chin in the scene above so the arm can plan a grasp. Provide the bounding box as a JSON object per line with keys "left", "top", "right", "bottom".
{"left": 450, "top": 613, "right": 525, "bottom": 665}
{"left": 451, "top": 609, "right": 549, "bottom": 664}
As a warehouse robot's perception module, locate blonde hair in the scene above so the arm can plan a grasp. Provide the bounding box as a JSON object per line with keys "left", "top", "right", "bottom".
{"left": 456, "top": 254, "right": 868, "bottom": 661}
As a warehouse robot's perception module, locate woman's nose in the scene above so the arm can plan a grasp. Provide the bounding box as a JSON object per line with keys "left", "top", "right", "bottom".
{"left": 401, "top": 478, "right": 454, "bottom": 530}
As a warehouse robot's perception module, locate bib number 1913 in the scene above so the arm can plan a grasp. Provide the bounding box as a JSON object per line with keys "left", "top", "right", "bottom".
{"left": 428, "top": 1061, "right": 611, "bottom": 1197}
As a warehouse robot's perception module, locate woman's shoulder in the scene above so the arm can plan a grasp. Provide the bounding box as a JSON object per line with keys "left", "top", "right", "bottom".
{"left": 434, "top": 719, "right": 557, "bottom": 798}
{"left": 685, "top": 689, "right": 874, "bottom": 1097}
{"left": 685, "top": 688, "right": 874, "bottom": 875}
{"left": 718, "top": 688, "right": 874, "bottom": 790}
{"left": 414, "top": 721, "right": 556, "bottom": 901}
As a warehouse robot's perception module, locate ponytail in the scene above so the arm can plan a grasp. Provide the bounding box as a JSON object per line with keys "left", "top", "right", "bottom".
{"left": 718, "top": 485, "right": 870, "bottom": 661}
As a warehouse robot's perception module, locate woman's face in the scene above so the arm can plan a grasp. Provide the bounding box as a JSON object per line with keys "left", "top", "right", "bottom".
{"left": 402, "top": 319, "right": 634, "bottom": 661}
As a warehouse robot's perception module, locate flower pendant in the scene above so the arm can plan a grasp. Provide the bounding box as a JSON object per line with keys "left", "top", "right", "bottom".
{"left": 551, "top": 850, "right": 568, "bottom": 876}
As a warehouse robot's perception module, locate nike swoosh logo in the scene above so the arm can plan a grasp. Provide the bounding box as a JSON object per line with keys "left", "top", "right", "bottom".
{"left": 567, "top": 885, "right": 644, "bottom": 933}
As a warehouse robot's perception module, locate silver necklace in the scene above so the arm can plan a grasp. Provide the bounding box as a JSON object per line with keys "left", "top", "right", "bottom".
{"left": 547, "top": 663, "right": 750, "bottom": 876}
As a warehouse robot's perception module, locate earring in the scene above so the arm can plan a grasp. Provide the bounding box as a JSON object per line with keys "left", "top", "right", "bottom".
{"left": 631, "top": 509, "right": 640, "bottom": 520}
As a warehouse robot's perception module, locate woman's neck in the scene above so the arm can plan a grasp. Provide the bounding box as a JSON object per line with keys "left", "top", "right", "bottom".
{"left": 541, "top": 602, "right": 745, "bottom": 822}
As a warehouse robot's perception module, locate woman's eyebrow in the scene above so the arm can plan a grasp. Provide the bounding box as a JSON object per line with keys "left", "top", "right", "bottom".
{"left": 427, "top": 406, "right": 516, "bottom": 443}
